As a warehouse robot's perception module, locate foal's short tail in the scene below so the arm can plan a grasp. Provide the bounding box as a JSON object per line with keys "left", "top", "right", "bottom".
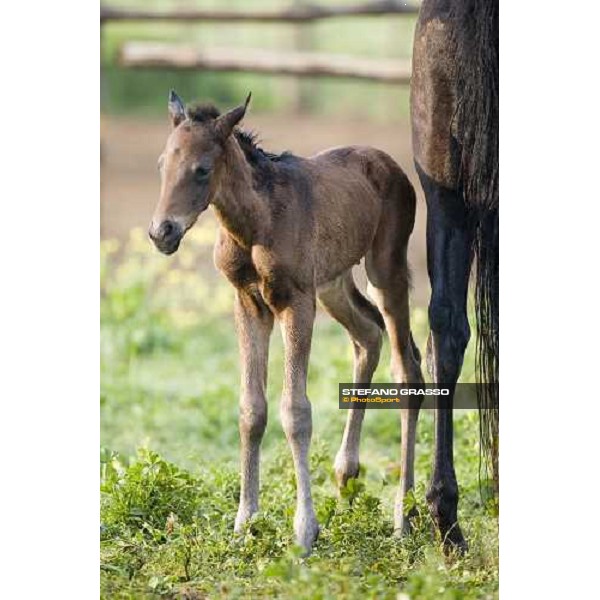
{"left": 350, "top": 285, "right": 385, "bottom": 331}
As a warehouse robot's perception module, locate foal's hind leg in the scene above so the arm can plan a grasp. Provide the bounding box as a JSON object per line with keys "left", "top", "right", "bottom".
{"left": 366, "top": 200, "right": 424, "bottom": 536}
{"left": 317, "top": 271, "right": 383, "bottom": 491}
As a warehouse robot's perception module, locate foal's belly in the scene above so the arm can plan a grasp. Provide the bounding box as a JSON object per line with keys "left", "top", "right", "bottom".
{"left": 312, "top": 179, "right": 381, "bottom": 286}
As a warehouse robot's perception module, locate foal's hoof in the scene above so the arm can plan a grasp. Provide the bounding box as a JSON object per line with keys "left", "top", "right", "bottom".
{"left": 234, "top": 505, "right": 257, "bottom": 534}
{"left": 393, "top": 514, "right": 415, "bottom": 539}
{"left": 393, "top": 499, "right": 419, "bottom": 538}
{"left": 334, "top": 454, "right": 360, "bottom": 495}
{"left": 294, "top": 513, "right": 320, "bottom": 556}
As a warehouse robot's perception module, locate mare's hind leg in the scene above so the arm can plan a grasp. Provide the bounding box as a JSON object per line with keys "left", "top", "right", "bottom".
{"left": 317, "top": 271, "right": 383, "bottom": 491}
{"left": 418, "top": 164, "right": 473, "bottom": 553}
{"left": 366, "top": 206, "right": 424, "bottom": 537}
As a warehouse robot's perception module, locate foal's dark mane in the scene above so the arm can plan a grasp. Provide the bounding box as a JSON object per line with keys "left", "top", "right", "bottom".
{"left": 187, "top": 102, "right": 301, "bottom": 196}
{"left": 187, "top": 103, "right": 294, "bottom": 165}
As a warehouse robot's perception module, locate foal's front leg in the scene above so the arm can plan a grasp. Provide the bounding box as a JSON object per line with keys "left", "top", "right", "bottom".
{"left": 233, "top": 289, "right": 273, "bottom": 533}
{"left": 278, "top": 293, "right": 320, "bottom": 554}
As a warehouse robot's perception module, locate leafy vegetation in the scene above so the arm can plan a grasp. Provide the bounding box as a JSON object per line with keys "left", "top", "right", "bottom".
{"left": 101, "top": 222, "right": 498, "bottom": 598}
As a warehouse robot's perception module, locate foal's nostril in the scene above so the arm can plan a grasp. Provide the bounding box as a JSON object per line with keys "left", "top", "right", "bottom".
{"left": 162, "top": 221, "right": 174, "bottom": 238}
{"left": 149, "top": 220, "right": 182, "bottom": 253}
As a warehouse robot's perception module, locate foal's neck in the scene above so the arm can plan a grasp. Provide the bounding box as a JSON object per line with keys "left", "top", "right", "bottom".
{"left": 212, "top": 137, "right": 270, "bottom": 248}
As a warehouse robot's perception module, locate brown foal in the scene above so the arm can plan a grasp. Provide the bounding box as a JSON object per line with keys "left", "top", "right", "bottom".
{"left": 149, "top": 91, "right": 424, "bottom": 553}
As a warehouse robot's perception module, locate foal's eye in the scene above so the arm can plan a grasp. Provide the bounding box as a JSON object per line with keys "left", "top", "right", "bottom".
{"left": 194, "top": 165, "right": 211, "bottom": 182}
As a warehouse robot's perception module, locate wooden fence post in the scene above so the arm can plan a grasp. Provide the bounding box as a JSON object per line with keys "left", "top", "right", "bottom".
{"left": 294, "top": 0, "right": 315, "bottom": 114}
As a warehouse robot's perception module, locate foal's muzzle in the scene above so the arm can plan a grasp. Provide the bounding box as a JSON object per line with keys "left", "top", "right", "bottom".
{"left": 148, "top": 220, "right": 183, "bottom": 255}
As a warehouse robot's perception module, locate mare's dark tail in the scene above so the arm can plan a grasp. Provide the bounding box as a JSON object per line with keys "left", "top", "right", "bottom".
{"left": 450, "top": 0, "right": 499, "bottom": 497}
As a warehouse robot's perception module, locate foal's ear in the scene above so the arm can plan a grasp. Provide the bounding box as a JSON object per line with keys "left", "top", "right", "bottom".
{"left": 215, "top": 92, "right": 252, "bottom": 141}
{"left": 168, "top": 89, "right": 187, "bottom": 128}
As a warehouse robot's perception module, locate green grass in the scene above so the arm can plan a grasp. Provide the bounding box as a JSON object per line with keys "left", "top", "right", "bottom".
{"left": 101, "top": 224, "right": 498, "bottom": 599}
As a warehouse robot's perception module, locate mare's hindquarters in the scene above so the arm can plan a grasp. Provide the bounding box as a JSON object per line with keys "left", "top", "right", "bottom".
{"left": 410, "top": 0, "right": 498, "bottom": 551}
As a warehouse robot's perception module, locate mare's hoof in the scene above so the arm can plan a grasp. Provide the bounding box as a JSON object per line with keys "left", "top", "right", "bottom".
{"left": 442, "top": 525, "right": 468, "bottom": 556}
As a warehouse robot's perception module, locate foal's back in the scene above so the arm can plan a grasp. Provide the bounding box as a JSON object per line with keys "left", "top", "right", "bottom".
{"left": 303, "top": 145, "right": 416, "bottom": 285}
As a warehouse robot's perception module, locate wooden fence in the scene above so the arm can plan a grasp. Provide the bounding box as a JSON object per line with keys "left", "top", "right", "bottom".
{"left": 101, "top": 1, "right": 419, "bottom": 85}
{"left": 100, "top": 1, "right": 419, "bottom": 24}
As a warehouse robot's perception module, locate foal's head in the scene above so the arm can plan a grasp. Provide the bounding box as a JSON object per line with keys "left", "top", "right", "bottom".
{"left": 149, "top": 90, "right": 251, "bottom": 254}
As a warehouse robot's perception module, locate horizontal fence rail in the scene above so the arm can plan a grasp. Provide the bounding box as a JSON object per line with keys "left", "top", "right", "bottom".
{"left": 101, "top": 1, "right": 419, "bottom": 24}
{"left": 119, "top": 43, "right": 412, "bottom": 84}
